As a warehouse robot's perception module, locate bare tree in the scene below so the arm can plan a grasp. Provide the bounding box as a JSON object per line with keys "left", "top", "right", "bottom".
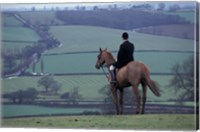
{"left": 168, "top": 56, "right": 194, "bottom": 103}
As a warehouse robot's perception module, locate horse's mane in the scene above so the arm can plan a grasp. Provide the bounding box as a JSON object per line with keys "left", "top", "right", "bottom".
{"left": 105, "top": 50, "right": 116, "bottom": 62}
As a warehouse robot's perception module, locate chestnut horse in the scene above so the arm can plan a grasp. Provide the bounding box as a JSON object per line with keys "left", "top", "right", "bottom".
{"left": 95, "top": 48, "right": 160, "bottom": 114}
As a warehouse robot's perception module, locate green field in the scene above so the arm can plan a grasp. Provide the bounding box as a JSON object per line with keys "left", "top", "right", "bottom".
{"left": 2, "top": 14, "right": 23, "bottom": 26}
{"left": 1, "top": 14, "right": 39, "bottom": 51}
{"left": 2, "top": 25, "right": 195, "bottom": 103}
{"left": 2, "top": 114, "right": 196, "bottom": 130}
{"left": 18, "top": 11, "right": 64, "bottom": 25}
{"left": 2, "top": 104, "right": 100, "bottom": 118}
{"left": 30, "top": 52, "right": 193, "bottom": 74}
{"left": 2, "top": 27, "right": 40, "bottom": 42}
{"left": 163, "top": 11, "right": 196, "bottom": 23}
{"left": 1, "top": 9, "right": 196, "bottom": 119}
{"left": 2, "top": 42, "right": 34, "bottom": 50}
{"left": 2, "top": 75, "right": 184, "bottom": 102}
{"left": 46, "top": 26, "right": 194, "bottom": 54}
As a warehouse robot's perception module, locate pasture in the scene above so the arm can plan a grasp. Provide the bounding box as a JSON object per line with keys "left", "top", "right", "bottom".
{"left": 2, "top": 42, "right": 34, "bottom": 51}
{"left": 1, "top": 74, "right": 193, "bottom": 102}
{"left": 1, "top": 15, "right": 39, "bottom": 51}
{"left": 30, "top": 52, "right": 193, "bottom": 74}
{"left": 2, "top": 14, "right": 23, "bottom": 26}
{"left": 1, "top": 8, "right": 196, "bottom": 129}
{"left": 18, "top": 11, "right": 64, "bottom": 25}
{"left": 2, "top": 24, "right": 195, "bottom": 118}
{"left": 162, "top": 11, "right": 196, "bottom": 23}
{"left": 46, "top": 26, "right": 194, "bottom": 54}
{"left": 2, "top": 27, "right": 39, "bottom": 42}
{"left": 2, "top": 114, "right": 195, "bottom": 130}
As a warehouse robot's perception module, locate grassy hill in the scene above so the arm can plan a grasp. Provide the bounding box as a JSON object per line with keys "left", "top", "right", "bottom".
{"left": 46, "top": 25, "right": 194, "bottom": 54}
{"left": 163, "top": 11, "right": 196, "bottom": 23}
{"left": 2, "top": 26, "right": 194, "bottom": 102}
{"left": 18, "top": 11, "right": 64, "bottom": 25}
{"left": 1, "top": 14, "right": 195, "bottom": 118}
{"left": 135, "top": 24, "right": 194, "bottom": 40}
{"left": 2, "top": 14, "right": 23, "bottom": 26}
{"left": 2, "top": 26, "right": 40, "bottom": 51}
{"left": 1, "top": 14, "right": 40, "bottom": 51}
{"left": 1, "top": 74, "right": 187, "bottom": 102}
{"left": 30, "top": 52, "right": 193, "bottom": 74}
{"left": 2, "top": 27, "right": 39, "bottom": 41}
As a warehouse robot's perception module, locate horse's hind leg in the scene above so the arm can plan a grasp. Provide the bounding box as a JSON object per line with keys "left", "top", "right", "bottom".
{"left": 132, "top": 85, "right": 141, "bottom": 114}
{"left": 119, "top": 88, "right": 124, "bottom": 114}
{"left": 141, "top": 81, "right": 147, "bottom": 114}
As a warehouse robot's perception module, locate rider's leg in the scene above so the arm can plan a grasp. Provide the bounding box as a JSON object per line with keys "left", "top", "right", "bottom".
{"left": 109, "top": 65, "right": 116, "bottom": 84}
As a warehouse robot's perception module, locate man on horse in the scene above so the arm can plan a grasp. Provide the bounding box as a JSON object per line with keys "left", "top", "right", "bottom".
{"left": 109, "top": 32, "right": 135, "bottom": 84}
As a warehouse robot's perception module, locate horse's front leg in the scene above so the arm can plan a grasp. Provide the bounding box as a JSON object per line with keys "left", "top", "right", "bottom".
{"left": 111, "top": 85, "right": 119, "bottom": 115}
{"left": 119, "top": 88, "right": 124, "bottom": 115}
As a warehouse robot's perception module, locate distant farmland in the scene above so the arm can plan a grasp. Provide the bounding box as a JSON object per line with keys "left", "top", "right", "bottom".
{"left": 1, "top": 9, "right": 196, "bottom": 119}
{"left": 2, "top": 25, "right": 194, "bottom": 102}
{"left": 46, "top": 26, "right": 194, "bottom": 54}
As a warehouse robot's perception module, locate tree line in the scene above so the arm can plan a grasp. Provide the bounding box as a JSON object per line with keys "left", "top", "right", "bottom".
{"left": 3, "top": 75, "right": 81, "bottom": 104}
{"left": 56, "top": 9, "right": 190, "bottom": 30}
{"left": 2, "top": 13, "right": 61, "bottom": 77}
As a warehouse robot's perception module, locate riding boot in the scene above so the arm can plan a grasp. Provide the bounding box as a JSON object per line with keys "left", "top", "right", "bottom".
{"left": 110, "top": 69, "right": 116, "bottom": 84}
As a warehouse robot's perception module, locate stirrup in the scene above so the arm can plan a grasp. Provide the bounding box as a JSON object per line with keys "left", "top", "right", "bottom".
{"left": 110, "top": 80, "right": 117, "bottom": 84}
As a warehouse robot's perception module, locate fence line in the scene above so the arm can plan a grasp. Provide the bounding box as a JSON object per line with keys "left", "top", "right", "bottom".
{"left": 44, "top": 50, "right": 194, "bottom": 56}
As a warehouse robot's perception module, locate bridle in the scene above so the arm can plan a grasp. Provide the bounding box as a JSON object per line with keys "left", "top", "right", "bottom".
{"left": 97, "top": 51, "right": 109, "bottom": 79}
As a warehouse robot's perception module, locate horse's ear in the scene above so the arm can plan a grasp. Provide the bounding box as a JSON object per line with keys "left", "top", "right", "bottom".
{"left": 99, "top": 48, "right": 102, "bottom": 52}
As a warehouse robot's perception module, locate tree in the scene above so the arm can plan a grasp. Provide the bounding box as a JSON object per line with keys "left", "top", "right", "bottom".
{"left": 23, "top": 87, "right": 38, "bottom": 102}
{"left": 169, "top": 4, "right": 180, "bottom": 12}
{"left": 51, "top": 82, "right": 62, "bottom": 94}
{"left": 70, "top": 87, "right": 82, "bottom": 104}
{"left": 3, "top": 88, "right": 38, "bottom": 103}
{"left": 31, "top": 6, "right": 36, "bottom": 11}
{"left": 157, "top": 3, "right": 166, "bottom": 11}
{"left": 3, "top": 56, "right": 16, "bottom": 70}
{"left": 37, "top": 75, "right": 62, "bottom": 93}
{"left": 93, "top": 6, "right": 99, "bottom": 11}
{"left": 60, "top": 92, "right": 70, "bottom": 99}
{"left": 168, "top": 56, "right": 194, "bottom": 104}
{"left": 40, "top": 56, "right": 44, "bottom": 74}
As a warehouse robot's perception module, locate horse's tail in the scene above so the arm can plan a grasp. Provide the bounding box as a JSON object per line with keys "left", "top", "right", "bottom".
{"left": 146, "top": 79, "right": 161, "bottom": 97}
{"left": 142, "top": 64, "right": 161, "bottom": 97}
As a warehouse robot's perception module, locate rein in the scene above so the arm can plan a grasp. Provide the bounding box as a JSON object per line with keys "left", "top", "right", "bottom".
{"left": 101, "top": 66, "right": 109, "bottom": 79}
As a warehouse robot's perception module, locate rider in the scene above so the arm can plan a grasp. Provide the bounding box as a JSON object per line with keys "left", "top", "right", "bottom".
{"left": 109, "top": 32, "right": 135, "bottom": 84}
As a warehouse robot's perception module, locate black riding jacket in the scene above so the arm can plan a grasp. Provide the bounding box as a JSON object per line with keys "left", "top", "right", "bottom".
{"left": 113, "top": 40, "right": 134, "bottom": 69}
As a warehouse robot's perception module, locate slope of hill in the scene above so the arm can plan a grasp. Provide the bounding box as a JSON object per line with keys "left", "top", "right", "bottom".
{"left": 46, "top": 25, "right": 194, "bottom": 54}
{"left": 135, "top": 24, "right": 194, "bottom": 40}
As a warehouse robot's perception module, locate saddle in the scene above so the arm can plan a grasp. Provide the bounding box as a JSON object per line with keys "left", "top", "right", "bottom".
{"left": 109, "top": 69, "right": 131, "bottom": 88}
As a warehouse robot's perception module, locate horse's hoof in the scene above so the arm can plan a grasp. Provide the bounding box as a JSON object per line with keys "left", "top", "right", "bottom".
{"left": 135, "top": 111, "right": 140, "bottom": 114}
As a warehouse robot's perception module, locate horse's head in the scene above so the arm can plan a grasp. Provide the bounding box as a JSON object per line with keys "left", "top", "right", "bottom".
{"left": 95, "top": 48, "right": 116, "bottom": 69}
{"left": 95, "top": 48, "right": 107, "bottom": 69}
